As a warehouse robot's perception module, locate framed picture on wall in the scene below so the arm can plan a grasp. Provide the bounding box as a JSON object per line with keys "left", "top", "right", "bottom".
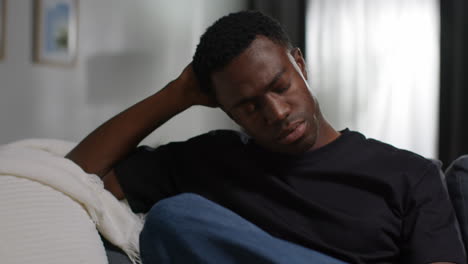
{"left": 33, "top": 0, "right": 78, "bottom": 66}
{"left": 0, "top": 0, "right": 6, "bottom": 60}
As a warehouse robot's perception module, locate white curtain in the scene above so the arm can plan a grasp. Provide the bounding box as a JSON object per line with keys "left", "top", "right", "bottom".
{"left": 306, "top": 0, "right": 440, "bottom": 158}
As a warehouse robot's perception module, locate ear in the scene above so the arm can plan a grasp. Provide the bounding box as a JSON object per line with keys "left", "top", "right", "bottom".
{"left": 290, "top": 48, "right": 308, "bottom": 80}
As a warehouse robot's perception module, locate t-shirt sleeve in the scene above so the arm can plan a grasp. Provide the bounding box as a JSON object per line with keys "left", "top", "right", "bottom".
{"left": 114, "top": 144, "right": 180, "bottom": 214}
{"left": 402, "top": 163, "right": 466, "bottom": 264}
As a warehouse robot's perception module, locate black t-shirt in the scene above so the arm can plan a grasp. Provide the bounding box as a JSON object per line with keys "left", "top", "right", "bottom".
{"left": 115, "top": 129, "right": 466, "bottom": 264}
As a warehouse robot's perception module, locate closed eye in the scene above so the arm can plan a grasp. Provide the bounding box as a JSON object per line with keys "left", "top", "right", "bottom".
{"left": 244, "top": 102, "right": 257, "bottom": 114}
{"left": 276, "top": 82, "right": 291, "bottom": 94}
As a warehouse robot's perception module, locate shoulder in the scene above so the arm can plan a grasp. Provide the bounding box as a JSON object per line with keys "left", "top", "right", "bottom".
{"left": 347, "top": 130, "right": 437, "bottom": 178}
{"left": 140, "top": 129, "right": 249, "bottom": 150}
{"left": 188, "top": 129, "right": 250, "bottom": 144}
{"left": 141, "top": 129, "right": 250, "bottom": 155}
{"left": 180, "top": 129, "right": 250, "bottom": 149}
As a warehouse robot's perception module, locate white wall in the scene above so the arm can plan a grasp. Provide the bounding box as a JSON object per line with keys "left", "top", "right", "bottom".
{"left": 0, "top": 0, "right": 247, "bottom": 146}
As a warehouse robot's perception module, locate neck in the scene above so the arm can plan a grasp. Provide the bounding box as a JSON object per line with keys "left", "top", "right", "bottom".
{"left": 310, "top": 116, "right": 341, "bottom": 151}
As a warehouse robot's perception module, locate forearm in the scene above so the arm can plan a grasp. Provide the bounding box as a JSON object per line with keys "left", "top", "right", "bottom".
{"left": 66, "top": 78, "right": 193, "bottom": 177}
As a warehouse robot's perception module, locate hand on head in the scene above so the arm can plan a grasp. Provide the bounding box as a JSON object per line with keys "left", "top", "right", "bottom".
{"left": 177, "top": 63, "right": 219, "bottom": 108}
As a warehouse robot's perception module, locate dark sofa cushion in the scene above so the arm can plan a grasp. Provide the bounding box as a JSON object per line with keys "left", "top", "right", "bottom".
{"left": 445, "top": 155, "right": 468, "bottom": 254}
{"left": 100, "top": 234, "right": 132, "bottom": 264}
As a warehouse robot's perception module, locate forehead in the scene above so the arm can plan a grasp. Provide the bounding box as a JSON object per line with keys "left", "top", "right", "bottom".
{"left": 211, "top": 37, "right": 291, "bottom": 105}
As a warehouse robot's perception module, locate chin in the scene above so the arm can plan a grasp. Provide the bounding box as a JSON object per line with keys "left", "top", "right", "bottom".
{"left": 280, "top": 124, "right": 319, "bottom": 154}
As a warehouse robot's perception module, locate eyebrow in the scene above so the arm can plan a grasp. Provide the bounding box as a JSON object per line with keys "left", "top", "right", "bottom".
{"left": 231, "top": 68, "right": 287, "bottom": 110}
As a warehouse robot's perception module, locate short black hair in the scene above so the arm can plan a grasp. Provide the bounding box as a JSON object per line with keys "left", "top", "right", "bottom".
{"left": 192, "top": 10, "right": 293, "bottom": 94}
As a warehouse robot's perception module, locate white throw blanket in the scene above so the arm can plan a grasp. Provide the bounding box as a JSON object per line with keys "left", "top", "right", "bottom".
{"left": 0, "top": 139, "right": 145, "bottom": 264}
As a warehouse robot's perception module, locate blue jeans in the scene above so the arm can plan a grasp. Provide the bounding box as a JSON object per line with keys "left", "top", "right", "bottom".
{"left": 139, "top": 193, "right": 348, "bottom": 264}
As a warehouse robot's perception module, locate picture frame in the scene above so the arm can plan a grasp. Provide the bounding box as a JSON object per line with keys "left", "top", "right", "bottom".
{"left": 33, "top": 0, "right": 78, "bottom": 66}
{"left": 0, "top": 0, "right": 6, "bottom": 60}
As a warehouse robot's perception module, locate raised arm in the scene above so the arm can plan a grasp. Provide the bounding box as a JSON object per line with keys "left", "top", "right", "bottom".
{"left": 66, "top": 64, "right": 216, "bottom": 198}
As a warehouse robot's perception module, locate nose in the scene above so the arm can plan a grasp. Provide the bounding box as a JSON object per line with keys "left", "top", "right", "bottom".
{"left": 262, "top": 93, "right": 291, "bottom": 125}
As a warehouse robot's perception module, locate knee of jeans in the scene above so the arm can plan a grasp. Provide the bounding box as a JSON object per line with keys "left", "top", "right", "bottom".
{"left": 143, "top": 193, "right": 207, "bottom": 231}
{"left": 160, "top": 193, "right": 208, "bottom": 207}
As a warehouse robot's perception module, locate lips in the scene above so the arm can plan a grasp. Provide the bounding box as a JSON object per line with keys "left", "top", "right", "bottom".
{"left": 277, "top": 121, "right": 307, "bottom": 145}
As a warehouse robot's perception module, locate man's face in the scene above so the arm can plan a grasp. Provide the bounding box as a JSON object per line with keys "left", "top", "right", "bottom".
{"left": 212, "top": 36, "right": 320, "bottom": 155}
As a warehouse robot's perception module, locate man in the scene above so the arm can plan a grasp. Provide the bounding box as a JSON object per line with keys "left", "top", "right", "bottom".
{"left": 66, "top": 11, "right": 466, "bottom": 264}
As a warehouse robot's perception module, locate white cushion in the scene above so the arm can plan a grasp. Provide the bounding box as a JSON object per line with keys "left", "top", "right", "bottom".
{"left": 0, "top": 176, "right": 108, "bottom": 264}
